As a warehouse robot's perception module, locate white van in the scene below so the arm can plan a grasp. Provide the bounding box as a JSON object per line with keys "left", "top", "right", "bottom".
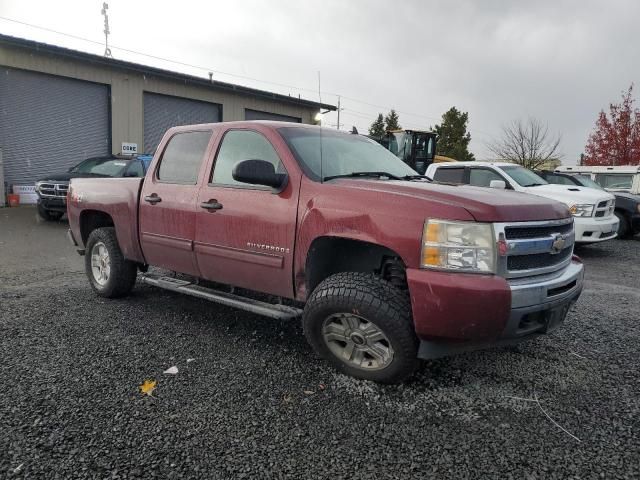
{"left": 426, "top": 161, "right": 618, "bottom": 243}
{"left": 556, "top": 165, "right": 640, "bottom": 194}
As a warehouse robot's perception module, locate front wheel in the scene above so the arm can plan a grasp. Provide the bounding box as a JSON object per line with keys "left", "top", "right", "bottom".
{"left": 303, "top": 272, "right": 419, "bottom": 383}
{"left": 615, "top": 212, "right": 631, "bottom": 239}
{"left": 84, "top": 227, "right": 137, "bottom": 298}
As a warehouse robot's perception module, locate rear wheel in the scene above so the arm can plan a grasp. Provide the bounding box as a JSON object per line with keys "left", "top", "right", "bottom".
{"left": 84, "top": 227, "right": 137, "bottom": 298}
{"left": 615, "top": 211, "right": 631, "bottom": 239}
{"left": 37, "top": 203, "right": 63, "bottom": 221}
{"left": 303, "top": 272, "right": 419, "bottom": 383}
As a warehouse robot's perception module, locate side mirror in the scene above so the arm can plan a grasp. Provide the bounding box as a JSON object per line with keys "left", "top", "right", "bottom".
{"left": 232, "top": 159, "right": 287, "bottom": 191}
{"left": 489, "top": 180, "right": 506, "bottom": 190}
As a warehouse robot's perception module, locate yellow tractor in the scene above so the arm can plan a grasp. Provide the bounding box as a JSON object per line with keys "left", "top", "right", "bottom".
{"left": 374, "top": 129, "right": 456, "bottom": 174}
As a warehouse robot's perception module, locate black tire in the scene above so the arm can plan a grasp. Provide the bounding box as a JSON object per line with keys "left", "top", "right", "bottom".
{"left": 37, "top": 203, "right": 63, "bottom": 221}
{"left": 615, "top": 211, "right": 631, "bottom": 239}
{"left": 303, "top": 272, "right": 419, "bottom": 384}
{"left": 84, "top": 227, "right": 137, "bottom": 298}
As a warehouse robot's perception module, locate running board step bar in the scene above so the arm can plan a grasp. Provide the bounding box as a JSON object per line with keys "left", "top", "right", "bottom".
{"left": 138, "top": 274, "right": 303, "bottom": 320}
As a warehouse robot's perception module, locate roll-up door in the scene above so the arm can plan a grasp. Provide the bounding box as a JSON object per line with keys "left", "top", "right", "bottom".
{"left": 143, "top": 92, "right": 221, "bottom": 153}
{"left": 0, "top": 68, "right": 110, "bottom": 187}
{"left": 245, "top": 109, "right": 301, "bottom": 123}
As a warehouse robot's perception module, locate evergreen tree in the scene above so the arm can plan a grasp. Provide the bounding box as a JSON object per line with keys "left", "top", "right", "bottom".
{"left": 368, "top": 113, "right": 386, "bottom": 138}
{"left": 384, "top": 110, "right": 401, "bottom": 131}
{"left": 433, "top": 107, "right": 475, "bottom": 161}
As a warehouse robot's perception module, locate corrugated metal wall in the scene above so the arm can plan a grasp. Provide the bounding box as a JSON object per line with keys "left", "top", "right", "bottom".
{"left": 143, "top": 92, "right": 221, "bottom": 154}
{"left": 0, "top": 67, "right": 110, "bottom": 186}
{"left": 245, "top": 109, "right": 301, "bottom": 123}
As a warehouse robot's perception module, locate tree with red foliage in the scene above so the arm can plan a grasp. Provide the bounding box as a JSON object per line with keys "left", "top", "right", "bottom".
{"left": 584, "top": 84, "right": 640, "bottom": 166}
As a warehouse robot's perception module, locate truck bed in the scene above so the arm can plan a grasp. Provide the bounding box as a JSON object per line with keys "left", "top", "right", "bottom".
{"left": 67, "top": 177, "right": 146, "bottom": 263}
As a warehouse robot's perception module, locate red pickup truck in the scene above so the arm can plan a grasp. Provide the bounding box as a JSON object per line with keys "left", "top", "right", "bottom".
{"left": 67, "top": 121, "right": 584, "bottom": 383}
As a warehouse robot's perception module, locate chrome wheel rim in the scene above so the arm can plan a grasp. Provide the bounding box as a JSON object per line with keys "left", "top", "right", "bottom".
{"left": 321, "top": 313, "right": 394, "bottom": 371}
{"left": 90, "top": 241, "right": 111, "bottom": 286}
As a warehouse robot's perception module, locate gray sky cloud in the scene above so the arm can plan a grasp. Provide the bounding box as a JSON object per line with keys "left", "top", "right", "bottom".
{"left": 1, "top": 0, "right": 638, "bottom": 163}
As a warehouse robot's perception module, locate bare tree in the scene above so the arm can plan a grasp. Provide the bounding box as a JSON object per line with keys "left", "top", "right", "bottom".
{"left": 487, "top": 118, "right": 562, "bottom": 170}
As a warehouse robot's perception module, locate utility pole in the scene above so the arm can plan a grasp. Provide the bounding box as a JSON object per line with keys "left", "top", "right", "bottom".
{"left": 336, "top": 96, "right": 341, "bottom": 130}
{"left": 101, "top": 2, "right": 112, "bottom": 58}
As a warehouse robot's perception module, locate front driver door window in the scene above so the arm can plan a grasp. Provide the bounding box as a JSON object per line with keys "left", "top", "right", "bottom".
{"left": 469, "top": 168, "right": 509, "bottom": 188}
{"left": 194, "top": 129, "right": 299, "bottom": 297}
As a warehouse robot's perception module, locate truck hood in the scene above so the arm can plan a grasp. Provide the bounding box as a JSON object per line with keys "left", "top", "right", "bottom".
{"left": 523, "top": 184, "right": 614, "bottom": 206}
{"left": 331, "top": 179, "right": 570, "bottom": 222}
{"left": 36, "top": 172, "right": 110, "bottom": 182}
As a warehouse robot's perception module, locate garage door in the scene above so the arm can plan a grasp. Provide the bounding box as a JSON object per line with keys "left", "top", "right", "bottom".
{"left": 0, "top": 68, "right": 110, "bottom": 187}
{"left": 144, "top": 93, "right": 221, "bottom": 153}
{"left": 245, "top": 109, "right": 301, "bottom": 123}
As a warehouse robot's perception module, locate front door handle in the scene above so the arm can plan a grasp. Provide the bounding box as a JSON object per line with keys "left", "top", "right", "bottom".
{"left": 200, "top": 199, "right": 223, "bottom": 211}
{"left": 144, "top": 194, "right": 162, "bottom": 204}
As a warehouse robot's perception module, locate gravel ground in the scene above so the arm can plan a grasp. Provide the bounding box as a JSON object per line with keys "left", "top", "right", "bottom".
{"left": 1, "top": 206, "right": 639, "bottom": 479}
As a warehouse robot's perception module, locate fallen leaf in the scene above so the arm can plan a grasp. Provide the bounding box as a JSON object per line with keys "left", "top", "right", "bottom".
{"left": 163, "top": 366, "right": 179, "bottom": 375}
{"left": 303, "top": 390, "right": 315, "bottom": 395}
{"left": 318, "top": 384, "right": 326, "bottom": 391}
{"left": 139, "top": 379, "right": 157, "bottom": 396}
{"left": 186, "top": 358, "right": 195, "bottom": 363}
{"left": 283, "top": 393, "right": 293, "bottom": 403}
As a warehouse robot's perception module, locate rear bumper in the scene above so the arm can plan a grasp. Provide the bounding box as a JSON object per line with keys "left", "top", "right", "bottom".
{"left": 574, "top": 215, "right": 618, "bottom": 242}
{"left": 406, "top": 260, "right": 584, "bottom": 359}
{"left": 67, "top": 228, "right": 85, "bottom": 255}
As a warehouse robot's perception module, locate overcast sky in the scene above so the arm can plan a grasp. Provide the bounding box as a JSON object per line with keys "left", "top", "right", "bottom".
{"left": 1, "top": 0, "right": 639, "bottom": 163}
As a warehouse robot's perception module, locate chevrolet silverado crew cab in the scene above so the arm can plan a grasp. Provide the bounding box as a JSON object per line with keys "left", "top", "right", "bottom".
{"left": 426, "top": 161, "right": 618, "bottom": 244}
{"left": 35, "top": 154, "right": 152, "bottom": 221}
{"left": 67, "top": 122, "right": 584, "bottom": 383}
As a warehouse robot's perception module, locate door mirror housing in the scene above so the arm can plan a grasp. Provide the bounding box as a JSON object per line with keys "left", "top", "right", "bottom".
{"left": 232, "top": 159, "right": 287, "bottom": 191}
{"left": 489, "top": 180, "right": 506, "bottom": 190}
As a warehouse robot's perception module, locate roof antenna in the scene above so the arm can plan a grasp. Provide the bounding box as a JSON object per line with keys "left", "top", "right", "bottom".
{"left": 101, "top": 2, "right": 112, "bottom": 58}
{"left": 318, "top": 71, "right": 324, "bottom": 183}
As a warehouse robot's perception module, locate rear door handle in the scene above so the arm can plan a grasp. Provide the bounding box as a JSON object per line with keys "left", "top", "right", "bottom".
{"left": 144, "top": 194, "right": 162, "bottom": 204}
{"left": 200, "top": 200, "right": 223, "bottom": 211}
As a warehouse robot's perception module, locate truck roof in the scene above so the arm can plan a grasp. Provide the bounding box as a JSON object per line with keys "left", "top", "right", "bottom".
{"left": 433, "top": 161, "right": 517, "bottom": 168}
{"left": 557, "top": 165, "right": 640, "bottom": 174}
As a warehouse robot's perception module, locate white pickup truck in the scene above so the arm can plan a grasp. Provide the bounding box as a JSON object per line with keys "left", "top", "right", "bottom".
{"left": 426, "top": 161, "right": 618, "bottom": 244}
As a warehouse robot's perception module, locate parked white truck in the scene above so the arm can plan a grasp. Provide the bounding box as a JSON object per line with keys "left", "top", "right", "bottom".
{"left": 426, "top": 161, "right": 618, "bottom": 244}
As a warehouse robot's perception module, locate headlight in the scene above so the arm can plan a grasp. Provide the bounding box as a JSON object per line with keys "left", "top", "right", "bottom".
{"left": 569, "top": 204, "right": 594, "bottom": 217}
{"left": 421, "top": 220, "right": 496, "bottom": 273}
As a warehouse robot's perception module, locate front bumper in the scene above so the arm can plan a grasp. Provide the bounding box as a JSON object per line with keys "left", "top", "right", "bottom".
{"left": 573, "top": 215, "right": 618, "bottom": 243}
{"left": 631, "top": 214, "right": 640, "bottom": 235}
{"left": 37, "top": 196, "right": 67, "bottom": 213}
{"left": 406, "top": 260, "right": 584, "bottom": 359}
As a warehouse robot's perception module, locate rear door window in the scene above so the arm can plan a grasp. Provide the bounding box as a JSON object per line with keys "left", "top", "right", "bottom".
{"left": 157, "top": 131, "right": 212, "bottom": 184}
{"left": 433, "top": 167, "right": 465, "bottom": 184}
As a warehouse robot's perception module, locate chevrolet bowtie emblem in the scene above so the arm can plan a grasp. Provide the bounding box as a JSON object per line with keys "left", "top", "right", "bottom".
{"left": 550, "top": 234, "right": 566, "bottom": 254}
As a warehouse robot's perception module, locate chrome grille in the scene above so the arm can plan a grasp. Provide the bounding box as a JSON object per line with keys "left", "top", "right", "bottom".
{"left": 495, "top": 218, "right": 575, "bottom": 279}
{"left": 594, "top": 199, "right": 614, "bottom": 218}
{"left": 37, "top": 182, "right": 68, "bottom": 198}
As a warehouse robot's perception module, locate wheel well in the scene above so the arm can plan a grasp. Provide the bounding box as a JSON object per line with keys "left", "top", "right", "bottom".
{"left": 80, "top": 210, "right": 115, "bottom": 245}
{"left": 305, "top": 237, "right": 407, "bottom": 294}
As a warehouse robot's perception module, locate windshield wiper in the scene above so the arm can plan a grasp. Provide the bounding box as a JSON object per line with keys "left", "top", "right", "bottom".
{"left": 323, "top": 171, "right": 402, "bottom": 181}
{"left": 402, "top": 175, "right": 431, "bottom": 181}
{"left": 522, "top": 183, "right": 545, "bottom": 187}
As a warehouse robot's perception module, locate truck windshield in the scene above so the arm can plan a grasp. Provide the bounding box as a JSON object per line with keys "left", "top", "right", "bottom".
{"left": 574, "top": 175, "right": 604, "bottom": 190}
{"left": 278, "top": 127, "right": 417, "bottom": 181}
{"left": 501, "top": 165, "right": 548, "bottom": 187}
{"left": 70, "top": 158, "right": 130, "bottom": 176}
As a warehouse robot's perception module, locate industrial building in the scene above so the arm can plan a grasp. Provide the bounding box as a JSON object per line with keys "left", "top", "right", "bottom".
{"left": 0, "top": 34, "right": 334, "bottom": 203}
